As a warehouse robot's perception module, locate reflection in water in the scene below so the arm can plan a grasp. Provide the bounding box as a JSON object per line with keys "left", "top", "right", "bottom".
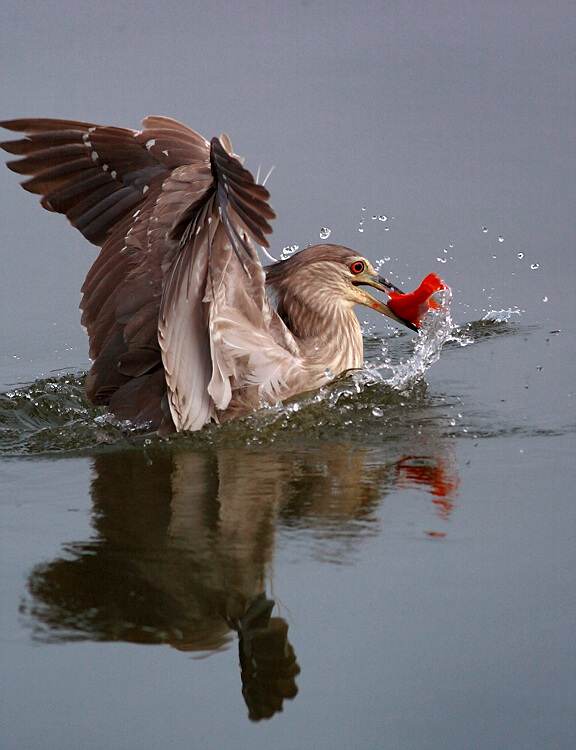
{"left": 396, "top": 455, "right": 458, "bottom": 521}
{"left": 22, "top": 439, "right": 458, "bottom": 721}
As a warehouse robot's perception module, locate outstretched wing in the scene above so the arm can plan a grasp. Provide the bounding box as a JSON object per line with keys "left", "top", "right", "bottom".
{"left": 158, "top": 138, "right": 304, "bottom": 431}
{"left": 1, "top": 116, "right": 209, "bottom": 244}
{"left": 1, "top": 116, "right": 213, "bottom": 431}
{"left": 2, "top": 116, "right": 302, "bottom": 432}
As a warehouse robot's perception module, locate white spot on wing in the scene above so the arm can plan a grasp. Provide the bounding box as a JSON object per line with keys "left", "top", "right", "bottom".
{"left": 102, "top": 164, "right": 109, "bottom": 171}
{"left": 142, "top": 185, "right": 149, "bottom": 194}
{"left": 162, "top": 149, "right": 169, "bottom": 156}
{"left": 91, "top": 151, "right": 99, "bottom": 162}
{"left": 146, "top": 139, "right": 156, "bottom": 150}
{"left": 110, "top": 170, "right": 117, "bottom": 179}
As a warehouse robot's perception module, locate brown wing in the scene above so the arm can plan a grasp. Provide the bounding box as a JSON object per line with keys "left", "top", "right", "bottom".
{"left": 1, "top": 117, "right": 211, "bottom": 430}
{"left": 1, "top": 117, "right": 277, "bottom": 432}
{"left": 158, "top": 138, "right": 285, "bottom": 431}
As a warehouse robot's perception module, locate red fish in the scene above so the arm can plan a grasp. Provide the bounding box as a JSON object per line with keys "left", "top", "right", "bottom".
{"left": 387, "top": 273, "right": 446, "bottom": 327}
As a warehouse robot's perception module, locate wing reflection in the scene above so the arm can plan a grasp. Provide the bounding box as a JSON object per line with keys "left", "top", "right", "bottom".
{"left": 22, "top": 439, "right": 459, "bottom": 721}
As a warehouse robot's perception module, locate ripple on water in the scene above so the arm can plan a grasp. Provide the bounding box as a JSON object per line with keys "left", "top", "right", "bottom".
{"left": 0, "top": 375, "right": 131, "bottom": 456}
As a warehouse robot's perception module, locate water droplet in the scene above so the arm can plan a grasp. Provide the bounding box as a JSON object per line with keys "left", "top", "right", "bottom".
{"left": 482, "top": 227, "right": 488, "bottom": 233}
{"left": 372, "top": 407, "right": 383, "bottom": 417}
{"left": 517, "top": 252, "right": 524, "bottom": 259}
{"left": 530, "top": 263, "right": 540, "bottom": 270}
{"left": 436, "top": 257, "right": 447, "bottom": 263}
{"left": 319, "top": 227, "right": 331, "bottom": 240}
{"left": 498, "top": 236, "right": 504, "bottom": 242}
{"left": 378, "top": 214, "right": 387, "bottom": 222}
{"left": 358, "top": 227, "right": 364, "bottom": 233}
{"left": 384, "top": 226, "right": 390, "bottom": 231}
{"left": 542, "top": 296, "right": 548, "bottom": 302}
{"left": 280, "top": 244, "right": 299, "bottom": 260}
{"left": 325, "top": 368, "right": 335, "bottom": 380}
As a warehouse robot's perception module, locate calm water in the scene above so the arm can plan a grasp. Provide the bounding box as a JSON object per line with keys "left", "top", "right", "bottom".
{"left": 1, "top": 2, "right": 574, "bottom": 749}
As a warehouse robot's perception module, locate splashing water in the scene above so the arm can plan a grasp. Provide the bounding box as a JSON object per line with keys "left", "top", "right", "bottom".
{"left": 482, "top": 307, "right": 522, "bottom": 323}
{"left": 0, "top": 374, "right": 128, "bottom": 455}
{"left": 371, "top": 287, "right": 455, "bottom": 389}
{"left": 358, "top": 206, "right": 366, "bottom": 233}
{"left": 375, "top": 257, "right": 391, "bottom": 271}
{"left": 280, "top": 244, "right": 299, "bottom": 260}
{"left": 0, "top": 290, "right": 462, "bottom": 455}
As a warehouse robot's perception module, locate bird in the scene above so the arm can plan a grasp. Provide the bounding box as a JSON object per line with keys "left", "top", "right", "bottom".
{"left": 1, "top": 116, "right": 416, "bottom": 434}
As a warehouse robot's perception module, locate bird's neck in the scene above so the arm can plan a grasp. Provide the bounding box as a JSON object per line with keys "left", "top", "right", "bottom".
{"left": 279, "top": 295, "right": 365, "bottom": 374}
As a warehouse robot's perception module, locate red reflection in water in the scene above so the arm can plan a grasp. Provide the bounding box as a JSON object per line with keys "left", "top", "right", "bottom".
{"left": 396, "top": 455, "right": 459, "bottom": 522}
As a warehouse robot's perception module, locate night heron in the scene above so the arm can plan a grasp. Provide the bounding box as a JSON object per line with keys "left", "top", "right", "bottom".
{"left": 1, "top": 116, "right": 416, "bottom": 433}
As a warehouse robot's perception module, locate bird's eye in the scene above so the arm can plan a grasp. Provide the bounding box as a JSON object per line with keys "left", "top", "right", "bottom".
{"left": 350, "top": 261, "right": 365, "bottom": 275}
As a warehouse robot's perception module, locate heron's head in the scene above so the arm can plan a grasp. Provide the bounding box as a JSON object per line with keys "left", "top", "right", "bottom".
{"left": 265, "top": 244, "right": 417, "bottom": 332}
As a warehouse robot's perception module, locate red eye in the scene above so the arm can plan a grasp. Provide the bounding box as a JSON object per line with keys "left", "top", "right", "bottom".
{"left": 350, "top": 261, "right": 365, "bottom": 275}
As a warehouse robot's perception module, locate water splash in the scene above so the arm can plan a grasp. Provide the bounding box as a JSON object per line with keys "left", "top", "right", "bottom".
{"left": 375, "top": 257, "right": 391, "bottom": 271}
{"left": 373, "top": 287, "right": 455, "bottom": 389}
{"left": 7, "top": 282, "right": 539, "bottom": 457}
{"left": 319, "top": 227, "right": 331, "bottom": 240}
{"left": 482, "top": 307, "right": 522, "bottom": 323}
{"left": 358, "top": 206, "right": 366, "bottom": 233}
{"left": 0, "top": 374, "right": 132, "bottom": 455}
{"left": 280, "top": 244, "right": 299, "bottom": 260}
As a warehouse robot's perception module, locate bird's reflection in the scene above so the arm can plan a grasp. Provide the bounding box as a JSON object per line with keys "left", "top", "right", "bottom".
{"left": 22, "top": 438, "right": 458, "bottom": 721}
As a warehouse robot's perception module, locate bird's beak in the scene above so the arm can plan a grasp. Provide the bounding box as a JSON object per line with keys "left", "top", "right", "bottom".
{"left": 354, "top": 273, "right": 419, "bottom": 332}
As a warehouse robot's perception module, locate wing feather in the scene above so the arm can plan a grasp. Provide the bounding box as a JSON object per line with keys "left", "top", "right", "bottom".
{"left": 158, "top": 148, "right": 305, "bottom": 431}
{"left": 1, "top": 116, "right": 299, "bottom": 432}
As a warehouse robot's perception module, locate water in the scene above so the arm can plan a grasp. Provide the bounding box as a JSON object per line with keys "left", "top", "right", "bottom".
{"left": 0, "top": 298, "right": 455, "bottom": 456}
{"left": 1, "top": 2, "right": 575, "bottom": 749}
